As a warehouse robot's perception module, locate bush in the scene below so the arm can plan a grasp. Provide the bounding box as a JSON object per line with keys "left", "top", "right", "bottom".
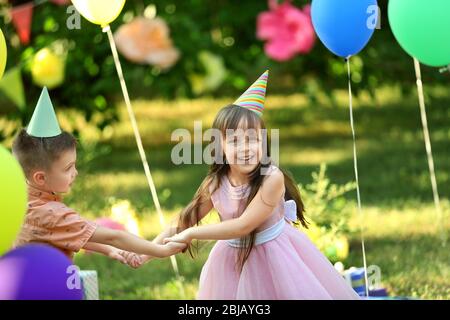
{"left": 299, "top": 163, "right": 357, "bottom": 263}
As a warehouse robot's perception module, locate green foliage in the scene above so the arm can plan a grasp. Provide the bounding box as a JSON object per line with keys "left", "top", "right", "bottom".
{"left": 299, "top": 164, "right": 356, "bottom": 263}
{"left": 2, "top": 0, "right": 449, "bottom": 141}
{"left": 301, "top": 163, "right": 356, "bottom": 235}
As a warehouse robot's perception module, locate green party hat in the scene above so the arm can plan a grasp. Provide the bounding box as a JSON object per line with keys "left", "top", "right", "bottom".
{"left": 26, "top": 87, "right": 62, "bottom": 138}
{"left": 233, "top": 70, "right": 269, "bottom": 117}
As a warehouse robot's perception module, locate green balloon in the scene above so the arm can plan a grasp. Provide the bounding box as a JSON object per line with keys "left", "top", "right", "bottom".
{"left": 388, "top": 0, "right": 450, "bottom": 67}
{"left": 0, "top": 145, "right": 27, "bottom": 256}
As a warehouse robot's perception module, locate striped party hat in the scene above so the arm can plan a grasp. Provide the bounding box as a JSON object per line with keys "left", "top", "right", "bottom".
{"left": 233, "top": 70, "right": 268, "bottom": 117}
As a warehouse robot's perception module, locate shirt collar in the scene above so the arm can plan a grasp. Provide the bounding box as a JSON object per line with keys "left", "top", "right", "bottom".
{"left": 27, "top": 183, "right": 61, "bottom": 202}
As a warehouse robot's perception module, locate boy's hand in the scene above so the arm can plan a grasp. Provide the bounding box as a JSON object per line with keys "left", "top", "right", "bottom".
{"left": 107, "top": 248, "right": 128, "bottom": 264}
{"left": 118, "top": 250, "right": 144, "bottom": 269}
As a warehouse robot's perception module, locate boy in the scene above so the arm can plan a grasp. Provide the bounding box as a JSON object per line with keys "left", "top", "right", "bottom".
{"left": 12, "top": 87, "right": 185, "bottom": 266}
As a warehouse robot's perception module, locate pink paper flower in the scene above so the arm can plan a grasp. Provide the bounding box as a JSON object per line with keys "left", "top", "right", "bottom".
{"left": 257, "top": 1, "right": 315, "bottom": 61}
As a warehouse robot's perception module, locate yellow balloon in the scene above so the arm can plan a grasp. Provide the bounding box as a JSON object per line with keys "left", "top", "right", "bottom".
{"left": 71, "top": 0, "right": 126, "bottom": 27}
{"left": 0, "top": 28, "right": 7, "bottom": 80}
{"left": 31, "top": 48, "right": 65, "bottom": 89}
{"left": 0, "top": 146, "right": 27, "bottom": 256}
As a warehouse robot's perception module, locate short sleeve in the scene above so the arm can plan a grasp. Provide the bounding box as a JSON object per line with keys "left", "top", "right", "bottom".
{"left": 36, "top": 203, "right": 97, "bottom": 253}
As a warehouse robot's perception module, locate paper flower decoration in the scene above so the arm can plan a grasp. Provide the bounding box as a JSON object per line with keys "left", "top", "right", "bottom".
{"left": 257, "top": 0, "right": 315, "bottom": 61}
{"left": 114, "top": 17, "right": 180, "bottom": 69}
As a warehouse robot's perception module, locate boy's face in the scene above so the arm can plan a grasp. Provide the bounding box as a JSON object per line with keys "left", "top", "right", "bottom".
{"left": 38, "top": 148, "right": 78, "bottom": 193}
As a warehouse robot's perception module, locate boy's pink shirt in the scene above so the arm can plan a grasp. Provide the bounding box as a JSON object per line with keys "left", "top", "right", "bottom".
{"left": 13, "top": 184, "right": 97, "bottom": 260}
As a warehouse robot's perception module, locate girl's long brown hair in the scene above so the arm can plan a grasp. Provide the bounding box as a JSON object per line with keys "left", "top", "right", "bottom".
{"left": 177, "top": 104, "right": 308, "bottom": 271}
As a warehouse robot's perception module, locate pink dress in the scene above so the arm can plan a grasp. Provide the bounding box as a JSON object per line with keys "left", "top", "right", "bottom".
{"left": 197, "top": 165, "right": 361, "bottom": 300}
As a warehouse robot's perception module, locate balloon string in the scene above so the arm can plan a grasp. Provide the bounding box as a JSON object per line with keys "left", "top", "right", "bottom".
{"left": 413, "top": 58, "right": 446, "bottom": 246}
{"left": 346, "top": 58, "right": 370, "bottom": 296}
{"left": 103, "top": 25, "right": 185, "bottom": 297}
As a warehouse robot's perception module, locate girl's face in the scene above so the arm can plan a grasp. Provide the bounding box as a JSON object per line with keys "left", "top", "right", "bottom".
{"left": 45, "top": 148, "right": 78, "bottom": 193}
{"left": 222, "top": 119, "right": 263, "bottom": 175}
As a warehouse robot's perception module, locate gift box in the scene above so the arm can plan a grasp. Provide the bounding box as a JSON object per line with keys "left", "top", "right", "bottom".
{"left": 79, "top": 270, "right": 99, "bottom": 300}
{"left": 343, "top": 267, "right": 366, "bottom": 296}
{"left": 369, "top": 287, "right": 389, "bottom": 297}
{"left": 342, "top": 267, "right": 388, "bottom": 297}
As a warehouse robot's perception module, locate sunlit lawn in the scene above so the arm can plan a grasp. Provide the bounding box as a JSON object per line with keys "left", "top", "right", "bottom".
{"left": 9, "top": 86, "right": 448, "bottom": 299}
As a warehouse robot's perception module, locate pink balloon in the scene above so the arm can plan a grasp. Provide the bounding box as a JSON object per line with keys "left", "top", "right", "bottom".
{"left": 83, "top": 218, "right": 126, "bottom": 254}
{"left": 94, "top": 217, "right": 126, "bottom": 231}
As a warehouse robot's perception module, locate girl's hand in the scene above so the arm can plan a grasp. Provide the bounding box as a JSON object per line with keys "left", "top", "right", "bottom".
{"left": 140, "top": 255, "right": 155, "bottom": 264}
{"left": 163, "top": 229, "right": 192, "bottom": 246}
{"left": 161, "top": 241, "right": 188, "bottom": 257}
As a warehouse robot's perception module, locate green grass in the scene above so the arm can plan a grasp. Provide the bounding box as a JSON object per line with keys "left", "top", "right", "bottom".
{"left": 11, "top": 86, "right": 450, "bottom": 299}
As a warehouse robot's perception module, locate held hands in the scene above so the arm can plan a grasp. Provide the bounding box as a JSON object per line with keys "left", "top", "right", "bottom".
{"left": 163, "top": 228, "right": 192, "bottom": 248}
{"left": 109, "top": 248, "right": 143, "bottom": 269}
{"left": 115, "top": 242, "right": 187, "bottom": 268}
{"left": 162, "top": 241, "right": 188, "bottom": 257}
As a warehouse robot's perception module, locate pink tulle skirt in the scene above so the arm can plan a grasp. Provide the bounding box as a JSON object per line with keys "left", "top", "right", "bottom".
{"left": 197, "top": 222, "right": 361, "bottom": 300}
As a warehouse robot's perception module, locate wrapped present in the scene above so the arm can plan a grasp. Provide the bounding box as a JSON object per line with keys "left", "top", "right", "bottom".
{"left": 79, "top": 270, "right": 99, "bottom": 300}
{"left": 369, "top": 287, "right": 389, "bottom": 297}
{"left": 343, "top": 267, "right": 366, "bottom": 296}
{"left": 342, "top": 266, "right": 388, "bottom": 297}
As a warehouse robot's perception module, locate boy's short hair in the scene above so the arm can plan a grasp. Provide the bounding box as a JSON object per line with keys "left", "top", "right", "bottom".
{"left": 12, "top": 129, "right": 77, "bottom": 178}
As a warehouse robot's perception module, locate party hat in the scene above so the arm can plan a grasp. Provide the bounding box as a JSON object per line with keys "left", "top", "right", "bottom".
{"left": 26, "top": 87, "right": 62, "bottom": 137}
{"left": 233, "top": 70, "right": 269, "bottom": 117}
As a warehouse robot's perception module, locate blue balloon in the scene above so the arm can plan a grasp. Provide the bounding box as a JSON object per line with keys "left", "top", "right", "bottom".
{"left": 311, "top": 0, "right": 378, "bottom": 58}
{"left": 0, "top": 244, "right": 83, "bottom": 300}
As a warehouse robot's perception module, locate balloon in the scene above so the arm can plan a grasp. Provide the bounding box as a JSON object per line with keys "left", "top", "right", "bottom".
{"left": 31, "top": 48, "right": 65, "bottom": 89}
{"left": 388, "top": 0, "right": 450, "bottom": 67}
{"left": 0, "top": 146, "right": 27, "bottom": 256}
{"left": 335, "top": 235, "right": 349, "bottom": 260}
{"left": 0, "top": 244, "right": 83, "bottom": 300}
{"left": 71, "top": 0, "right": 126, "bottom": 27}
{"left": 0, "top": 28, "right": 6, "bottom": 79}
{"left": 94, "top": 217, "right": 126, "bottom": 231}
{"left": 311, "top": 0, "right": 378, "bottom": 58}
{"left": 82, "top": 217, "right": 126, "bottom": 255}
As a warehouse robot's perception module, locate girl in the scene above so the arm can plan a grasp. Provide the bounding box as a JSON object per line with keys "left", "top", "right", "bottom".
{"left": 157, "top": 71, "right": 360, "bottom": 299}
